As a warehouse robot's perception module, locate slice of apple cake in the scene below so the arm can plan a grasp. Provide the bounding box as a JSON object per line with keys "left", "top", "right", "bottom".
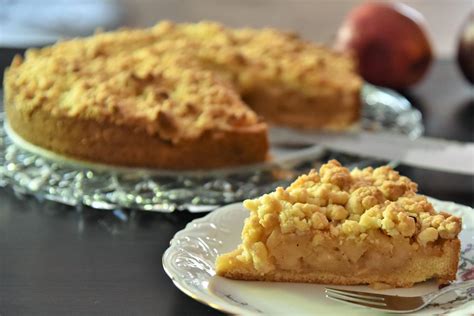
{"left": 216, "top": 160, "right": 462, "bottom": 288}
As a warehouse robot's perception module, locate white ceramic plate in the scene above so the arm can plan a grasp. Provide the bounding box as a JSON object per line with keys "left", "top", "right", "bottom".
{"left": 163, "top": 197, "right": 474, "bottom": 315}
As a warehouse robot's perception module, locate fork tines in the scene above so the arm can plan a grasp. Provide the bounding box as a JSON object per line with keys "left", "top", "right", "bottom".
{"left": 325, "top": 288, "right": 388, "bottom": 309}
{"left": 325, "top": 287, "right": 424, "bottom": 313}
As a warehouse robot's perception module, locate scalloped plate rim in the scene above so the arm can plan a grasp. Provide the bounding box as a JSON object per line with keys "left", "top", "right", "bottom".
{"left": 163, "top": 197, "right": 474, "bottom": 315}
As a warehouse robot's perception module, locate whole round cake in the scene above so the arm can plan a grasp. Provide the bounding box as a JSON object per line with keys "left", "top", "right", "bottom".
{"left": 4, "top": 21, "right": 362, "bottom": 169}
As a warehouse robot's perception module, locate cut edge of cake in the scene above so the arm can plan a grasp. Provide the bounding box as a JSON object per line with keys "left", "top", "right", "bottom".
{"left": 216, "top": 239, "right": 460, "bottom": 288}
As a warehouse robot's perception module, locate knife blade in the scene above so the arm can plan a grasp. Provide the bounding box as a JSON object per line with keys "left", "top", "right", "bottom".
{"left": 269, "top": 127, "right": 474, "bottom": 175}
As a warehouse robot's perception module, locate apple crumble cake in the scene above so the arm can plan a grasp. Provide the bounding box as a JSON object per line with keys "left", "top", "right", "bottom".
{"left": 4, "top": 21, "right": 362, "bottom": 169}
{"left": 216, "top": 160, "right": 462, "bottom": 288}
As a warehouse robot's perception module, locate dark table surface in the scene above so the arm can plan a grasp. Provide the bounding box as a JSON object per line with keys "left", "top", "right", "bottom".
{"left": 0, "top": 56, "right": 473, "bottom": 315}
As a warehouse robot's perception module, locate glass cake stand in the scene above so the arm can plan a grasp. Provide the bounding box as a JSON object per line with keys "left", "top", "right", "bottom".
{"left": 0, "top": 84, "right": 423, "bottom": 212}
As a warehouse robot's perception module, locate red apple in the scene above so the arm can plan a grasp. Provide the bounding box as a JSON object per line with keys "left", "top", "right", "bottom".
{"left": 334, "top": 2, "right": 433, "bottom": 89}
{"left": 457, "top": 11, "right": 474, "bottom": 84}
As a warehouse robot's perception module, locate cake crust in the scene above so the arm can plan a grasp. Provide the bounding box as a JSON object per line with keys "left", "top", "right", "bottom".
{"left": 5, "top": 101, "right": 268, "bottom": 170}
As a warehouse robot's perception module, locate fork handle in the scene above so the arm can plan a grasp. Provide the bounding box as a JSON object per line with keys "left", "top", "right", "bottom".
{"left": 425, "top": 280, "right": 474, "bottom": 303}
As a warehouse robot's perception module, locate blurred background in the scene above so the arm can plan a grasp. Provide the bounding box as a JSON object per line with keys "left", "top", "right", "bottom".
{"left": 1, "top": 0, "right": 471, "bottom": 58}
{"left": 0, "top": 3, "right": 472, "bottom": 315}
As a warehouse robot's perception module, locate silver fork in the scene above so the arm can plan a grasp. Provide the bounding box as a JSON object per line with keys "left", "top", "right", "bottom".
{"left": 325, "top": 280, "right": 474, "bottom": 313}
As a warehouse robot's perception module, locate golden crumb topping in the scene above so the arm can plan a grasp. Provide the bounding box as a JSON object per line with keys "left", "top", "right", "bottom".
{"left": 243, "top": 160, "right": 462, "bottom": 246}
{"left": 4, "top": 21, "right": 361, "bottom": 142}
